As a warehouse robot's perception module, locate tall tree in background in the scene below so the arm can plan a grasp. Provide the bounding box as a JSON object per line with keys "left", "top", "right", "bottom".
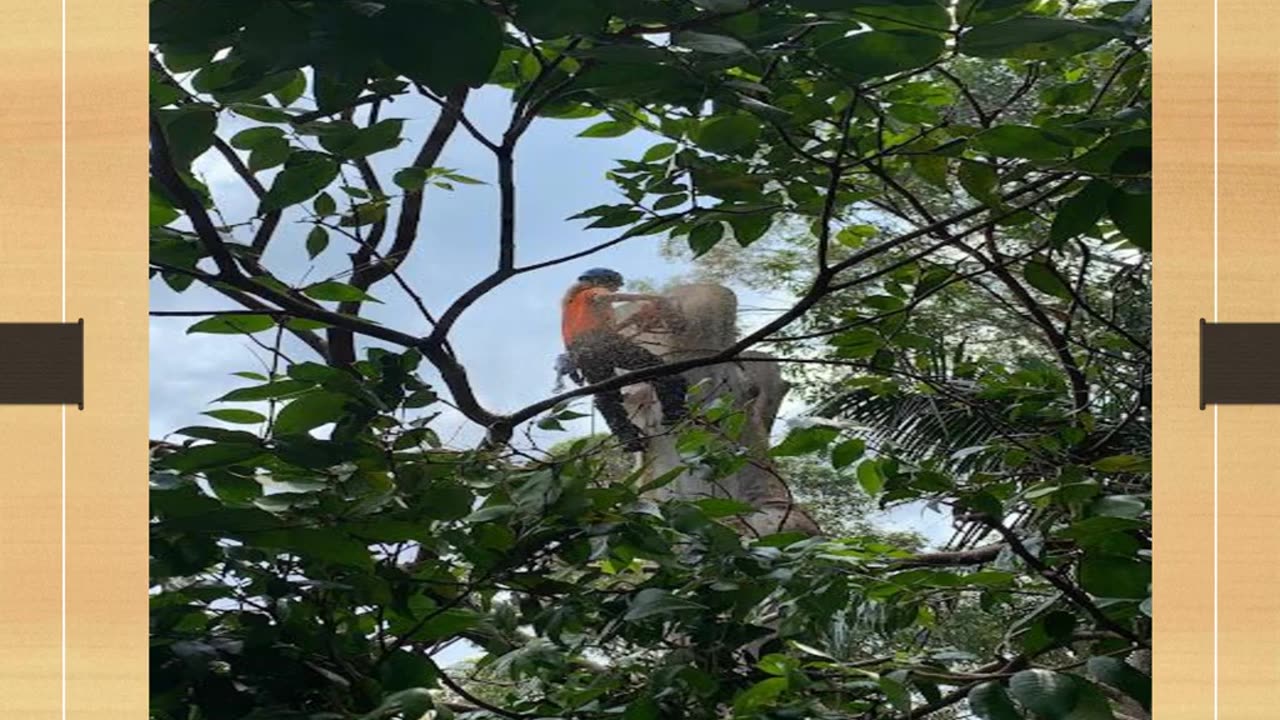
{"left": 149, "top": 1, "right": 1152, "bottom": 719}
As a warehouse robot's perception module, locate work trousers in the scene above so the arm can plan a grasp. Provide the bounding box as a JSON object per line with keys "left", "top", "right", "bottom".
{"left": 568, "top": 330, "right": 688, "bottom": 444}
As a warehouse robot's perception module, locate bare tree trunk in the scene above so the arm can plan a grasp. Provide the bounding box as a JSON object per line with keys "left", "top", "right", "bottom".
{"left": 619, "top": 284, "right": 819, "bottom": 536}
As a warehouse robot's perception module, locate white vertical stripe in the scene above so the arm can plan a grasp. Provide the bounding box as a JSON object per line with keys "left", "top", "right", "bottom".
{"left": 60, "top": 0, "right": 67, "bottom": 717}
{"left": 1212, "top": 0, "right": 1220, "bottom": 718}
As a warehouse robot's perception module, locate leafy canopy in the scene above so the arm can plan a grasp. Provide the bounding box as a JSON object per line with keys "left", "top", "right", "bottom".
{"left": 149, "top": 0, "right": 1151, "bottom": 718}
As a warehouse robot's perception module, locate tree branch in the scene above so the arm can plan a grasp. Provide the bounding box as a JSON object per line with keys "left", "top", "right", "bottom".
{"left": 498, "top": 175, "right": 1072, "bottom": 435}
{"left": 325, "top": 87, "right": 470, "bottom": 366}
{"left": 150, "top": 113, "right": 238, "bottom": 275}
{"left": 983, "top": 516, "right": 1146, "bottom": 647}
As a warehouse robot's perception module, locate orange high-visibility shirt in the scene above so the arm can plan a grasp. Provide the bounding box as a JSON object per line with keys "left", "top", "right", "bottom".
{"left": 562, "top": 287, "right": 614, "bottom": 345}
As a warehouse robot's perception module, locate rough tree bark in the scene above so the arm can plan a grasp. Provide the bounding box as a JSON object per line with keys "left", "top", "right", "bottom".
{"left": 616, "top": 283, "right": 820, "bottom": 537}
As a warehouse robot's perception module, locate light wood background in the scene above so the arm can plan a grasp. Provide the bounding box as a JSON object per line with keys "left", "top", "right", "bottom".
{"left": 0, "top": 0, "right": 1260, "bottom": 717}
{"left": 1152, "top": 0, "right": 1216, "bottom": 717}
{"left": 1214, "top": 1, "right": 1280, "bottom": 717}
{"left": 0, "top": 1, "right": 146, "bottom": 718}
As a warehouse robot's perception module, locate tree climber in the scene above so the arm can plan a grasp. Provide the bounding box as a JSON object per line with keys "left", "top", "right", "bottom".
{"left": 558, "top": 268, "right": 689, "bottom": 452}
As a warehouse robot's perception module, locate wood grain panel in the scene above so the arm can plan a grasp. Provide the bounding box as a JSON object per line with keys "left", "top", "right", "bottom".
{"left": 0, "top": 3, "right": 66, "bottom": 718}
{"left": 65, "top": 1, "right": 147, "bottom": 717}
{"left": 1217, "top": 1, "right": 1280, "bottom": 716}
{"left": 1152, "top": 1, "right": 1217, "bottom": 718}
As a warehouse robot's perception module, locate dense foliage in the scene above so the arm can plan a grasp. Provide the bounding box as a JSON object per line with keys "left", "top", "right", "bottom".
{"left": 149, "top": 1, "right": 1152, "bottom": 719}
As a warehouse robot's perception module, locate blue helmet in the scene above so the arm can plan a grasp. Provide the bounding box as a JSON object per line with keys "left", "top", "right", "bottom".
{"left": 578, "top": 267, "right": 624, "bottom": 286}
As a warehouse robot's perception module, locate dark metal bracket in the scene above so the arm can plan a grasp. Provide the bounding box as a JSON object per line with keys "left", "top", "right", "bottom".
{"left": 0, "top": 320, "right": 84, "bottom": 409}
{"left": 1200, "top": 319, "right": 1280, "bottom": 409}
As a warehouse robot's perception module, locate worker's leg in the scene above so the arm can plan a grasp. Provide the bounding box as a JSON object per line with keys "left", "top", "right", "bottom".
{"left": 570, "top": 338, "right": 646, "bottom": 451}
{"left": 607, "top": 337, "right": 689, "bottom": 426}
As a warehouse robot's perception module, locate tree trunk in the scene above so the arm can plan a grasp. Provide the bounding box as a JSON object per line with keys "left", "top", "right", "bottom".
{"left": 618, "top": 283, "right": 820, "bottom": 536}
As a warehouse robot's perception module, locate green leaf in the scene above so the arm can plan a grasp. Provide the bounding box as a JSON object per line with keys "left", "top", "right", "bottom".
{"left": 1041, "top": 81, "right": 1095, "bottom": 107}
{"left": 693, "top": 0, "right": 750, "bottom": 8}
{"left": 623, "top": 588, "right": 706, "bottom": 621}
{"left": 273, "top": 391, "right": 349, "bottom": 436}
{"left": 201, "top": 409, "right": 267, "bottom": 425}
{"left": 403, "top": 608, "right": 482, "bottom": 642}
{"left": 623, "top": 698, "right": 660, "bottom": 720}
{"left": 257, "top": 528, "right": 372, "bottom": 569}
{"left": 831, "top": 438, "right": 866, "bottom": 469}
{"left": 209, "top": 474, "right": 263, "bottom": 505}
{"left": 393, "top": 167, "right": 429, "bottom": 191}
{"left": 1022, "top": 610, "right": 1077, "bottom": 654}
{"left": 248, "top": 137, "right": 290, "bottom": 172}
{"left": 1092, "top": 455, "right": 1149, "bottom": 473}
{"left": 340, "top": 201, "right": 388, "bottom": 228}
{"left": 1050, "top": 180, "right": 1112, "bottom": 247}
{"left": 230, "top": 103, "right": 293, "bottom": 124}
{"left": 654, "top": 194, "right": 687, "bottom": 211}
{"left": 159, "top": 46, "right": 213, "bottom": 74}
{"left": 967, "top": 682, "right": 1024, "bottom": 720}
{"left": 733, "top": 677, "right": 788, "bottom": 713}
{"left": 1023, "top": 260, "right": 1072, "bottom": 299}
{"left": 957, "top": 0, "right": 1035, "bottom": 26}
{"left": 1008, "top": 670, "right": 1078, "bottom": 718}
{"left": 756, "top": 654, "right": 799, "bottom": 677}
{"left": 770, "top": 425, "right": 839, "bottom": 457}
{"left": 314, "top": 192, "right": 337, "bottom": 216}
{"left": 643, "top": 142, "right": 678, "bottom": 162}
{"left": 186, "top": 314, "right": 277, "bottom": 335}
{"left": 817, "top": 31, "right": 946, "bottom": 82}
{"left": 261, "top": 151, "right": 339, "bottom": 212}
{"left": 730, "top": 212, "right": 772, "bottom": 247}
{"left": 313, "top": 61, "right": 367, "bottom": 115}
{"left": 1074, "top": 130, "right": 1151, "bottom": 174}
{"left": 1087, "top": 657, "right": 1150, "bottom": 712}
{"left": 578, "top": 120, "right": 634, "bottom": 138}
{"left": 879, "top": 675, "right": 912, "bottom": 713}
{"left": 851, "top": 0, "right": 951, "bottom": 33}
{"left": 273, "top": 70, "right": 307, "bottom": 107}
{"left": 1059, "top": 517, "right": 1144, "bottom": 547}
{"left": 306, "top": 227, "right": 330, "bottom": 259}
{"left": 674, "top": 31, "right": 749, "bottom": 54}
{"left": 380, "top": 650, "right": 439, "bottom": 693}
{"left": 150, "top": 190, "right": 180, "bottom": 227}
{"left": 159, "top": 443, "right": 264, "bottom": 474}
{"left": 696, "top": 115, "right": 762, "bottom": 154}
{"left": 959, "top": 18, "right": 1118, "bottom": 60}
{"left": 857, "top": 460, "right": 885, "bottom": 495}
{"left": 423, "top": 483, "right": 475, "bottom": 521}
{"left": 516, "top": 0, "right": 611, "bottom": 38}
{"left": 230, "top": 127, "right": 284, "bottom": 150}
{"left": 1107, "top": 189, "right": 1151, "bottom": 251}
{"left": 688, "top": 221, "right": 726, "bottom": 256}
{"left": 958, "top": 160, "right": 1000, "bottom": 205}
{"left": 378, "top": 0, "right": 502, "bottom": 92}
{"left": 157, "top": 106, "right": 216, "bottom": 167}
{"left": 1079, "top": 552, "right": 1149, "bottom": 598}
{"left": 975, "top": 125, "right": 1073, "bottom": 160}
{"left": 302, "top": 281, "right": 381, "bottom": 304}
{"left": 1090, "top": 495, "right": 1145, "bottom": 519}
{"left": 218, "top": 380, "right": 314, "bottom": 403}
{"left": 319, "top": 119, "right": 406, "bottom": 159}
{"left": 912, "top": 154, "right": 950, "bottom": 189}
{"left": 1061, "top": 680, "right": 1119, "bottom": 720}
